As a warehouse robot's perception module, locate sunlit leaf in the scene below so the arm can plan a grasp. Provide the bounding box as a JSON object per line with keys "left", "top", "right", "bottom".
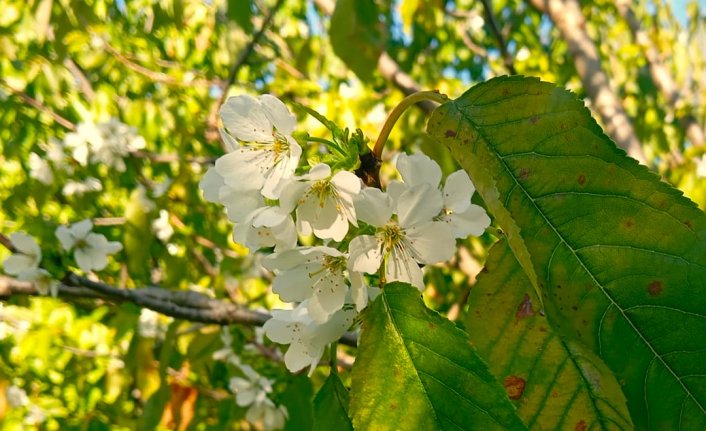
{"left": 350, "top": 282, "right": 526, "bottom": 430}
{"left": 428, "top": 76, "right": 706, "bottom": 429}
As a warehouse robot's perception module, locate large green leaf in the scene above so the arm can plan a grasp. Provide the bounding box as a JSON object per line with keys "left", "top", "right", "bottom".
{"left": 467, "top": 239, "right": 633, "bottom": 430}
{"left": 427, "top": 76, "right": 706, "bottom": 429}
{"left": 349, "top": 282, "right": 526, "bottom": 430}
{"left": 313, "top": 373, "right": 353, "bottom": 431}
{"left": 329, "top": 0, "right": 386, "bottom": 82}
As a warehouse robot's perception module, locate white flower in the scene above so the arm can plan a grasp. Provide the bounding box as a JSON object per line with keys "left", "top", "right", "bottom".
{"left": 2, "top": 232, "right": 41, "bottom": 276}
{"left": 18, "top": 268, "right": 59, "bottom": 297}
{"left": 245, "top": 399, "right": 288, "bottom": 431}
{"left": 62, "top": 177, "right": 103, "bottom": 196}
{"left": 138, "top": 309, "right": 164, "bottom": 338}
{"left": 216, "top": 94, "right": 302, "bottom": 199}
{"left": 229, "top": 364, "right": 273, "bottom": 407}
{"left": 264, "top": 303, "right": 356, "bottom": 375}
{"left": 28, "top": 152, "right": 53, "bottom": 185}
{"left": 55, "top": 219, "right": 123, "bottom": 272}
{"left": 201, "top": 169, "right": 266, "bottom": 223}
{"left": 233, "top": 206, "right": 297, "bottom": 252}
{"left": 25, "top": 404, "right": 46, "bottom": 425}
{"left": 6, "top": 385, "right": 29, "bottom": 408}
{"left": 64, "top": 122, "right": 101, "bottom": 166}
{"left": 264, "top": 246, "right": 354, "bottom": 322}
{"left": 279, "top": 163, "right": 361, "bottom": 242}
{"left": 348, "top": 184, "right": 455, "bottom": 289}
{"left": 93, "top": 118, "right": 146, "bottom": 171}
{"left": 151, "top": 210, "right": 174, "bottom": 242}
{"left": 396, "top": 153, "right": 490, "bottom": 238}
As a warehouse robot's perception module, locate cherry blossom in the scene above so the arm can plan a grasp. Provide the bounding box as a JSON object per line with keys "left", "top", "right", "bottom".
{"left": 55, "top": 219, "right": 123, "bottom": 272}
{"left": 2, "top": 232, "right": 41, "bottom": 277}
{"left": 233, "top": 206, "right": 297, "bottom": 252}
{"left": 348, "top": 184, "right": 455, "bottom": 289}
{"left": 279, "top": 163, "right": 361, "bottom": 242}
{"left": 216, "top": 94, "right": 302, "bottom": 199}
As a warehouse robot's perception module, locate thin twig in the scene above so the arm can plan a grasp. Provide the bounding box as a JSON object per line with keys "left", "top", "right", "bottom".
{"left": 480, "top": 0, "right": 517, "bottom": 75}
{"left": 1, "top": 82, "right": 76, "bottom": 130}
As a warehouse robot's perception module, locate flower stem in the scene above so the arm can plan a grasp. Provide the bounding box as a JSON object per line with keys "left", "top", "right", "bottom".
{"left": 329, "top": 341, "right": 339, "bottom": 374}
{"left": 372, "top": 90, "right": 449, "bottom": 160}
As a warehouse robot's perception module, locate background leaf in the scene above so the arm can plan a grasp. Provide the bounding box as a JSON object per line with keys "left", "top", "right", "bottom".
{"left": 313, "top": 373, "right": 353, "bottom": 431}
{"left": 427, "top": 76, "right": 706, "bottom": 429}
{"left": 349, "top": 282, "right": 526, "bottom": 431}
{"left": 467, "top": 239, "right": 633, "bottom": 430}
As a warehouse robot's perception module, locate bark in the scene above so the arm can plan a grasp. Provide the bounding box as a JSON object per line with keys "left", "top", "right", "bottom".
{"left": 529, "top": 0, "right": 648, "bottom": 164}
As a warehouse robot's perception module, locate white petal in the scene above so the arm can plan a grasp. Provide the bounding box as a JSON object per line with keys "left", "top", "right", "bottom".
{"left": 272, "top": 265, "right": 319, "bottom": 302}
{"left": 3, "top": 255, "right": 36, "bottom": 276}
{"left": 278, "top": 180, "right": 309, "bottom": 213}
{"left": 221, "top": 187, "right": 264, "bottom": 223}
{"left": 348, "top": 235, "right": 382, "bottom": 274}
{"left": 330, "top": 170, "right": 361, "bottom": 196}
{"left": 304, "top": 163, "right": 331, "bottom": 180}
{"left": 55, "top": 225, "right": 76, "bottom": 250}
{"left": 283, "top": 340, "right": 318, "bottom": 373}
{"left": 349, "top": 271, "right": 369, "bottom": 311}
{"left": 385, "top": 249, "right": 425, "bottom": 290}
{"left": 312, "top": 196, "right": 348, "bottom": 241}
{"left": 199, "top": 166, "right": 225, "bottom": 203}
{"left": 272, "top": 215, "right": 297, "bottom": 251}
{"left": 218, "top": 127, "right": 240, "bottom": 152}
{"left": 220, "top": 95, "right": 273, "bottom": 142}
{"left": 10, "top": 232, "right": 40, "bottom": 257}
{"left": 307, "top": 296, "right": 333, "bottom": 324}
{"left": 314, "top": 274, "right": 346, "bottom": 314}
{"left": 386, "top": 180, "right": 408, "bottom": 206}
{"left": 259, "top": 94, "right": 296, "bottom": 135}
{"left": 72, "top": 219, "right": 93, "bottom": 240}
{"left": 262, "top": 247, "right": 312, "bottom": 271}
{"left": 263, "top": 316, "right": 298, "bottom": 344}
{"left": 308, "top": 308, "right": 356, "bottom": 345}
{"left": 396, "top": 153, "right": 441, "bottom": 188}
{"left": 354, "top": 188, "right": 393, "bottom": 227}
{"left": 443, "top": 170, "right": 475, "bottom": 213}
{"left": 252, "top": 207, "right": 287, "bottom": 228}
{"left": 214, "top": 149, "right": 266, "bottom": 190}
{"left": 446, "top": 205, "right": 491, "bottom": 238}
{"left": 406, "top": 221, "right": 455, "bottom": 264}
{"left": 75, "top": 248, "right": 97, "bottom": 272}
{"left": 396, "top": 184, "right": 443, "bottom": 228}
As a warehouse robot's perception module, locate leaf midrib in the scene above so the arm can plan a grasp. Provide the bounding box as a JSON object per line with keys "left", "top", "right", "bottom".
{"left": 452, "top": 102, "right": 706, "bottom": 417}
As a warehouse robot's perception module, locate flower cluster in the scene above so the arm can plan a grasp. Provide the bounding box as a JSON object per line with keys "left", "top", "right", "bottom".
{"left": 56, "top": 219, "right": 123, "bottom": 273}
{"left": 2, "top": 233, "right": 57, "bottom": 296}
{"left": 213, "top": 329, "right": 288, "bottom": 430}
{"left": 201, "top": 94, "right": 490, "bottom": 375}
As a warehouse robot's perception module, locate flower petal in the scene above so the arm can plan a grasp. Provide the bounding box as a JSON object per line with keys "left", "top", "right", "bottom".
{"left": 396, "top": 153, "right": 441, "bottom": 188}
{"left": 349, "top": 271, "right": 369, "bottom": 311}
{"left": 406, "top": 221, "right": 455, "bottom": 264}
{"left": 55, "top": 225, "right": 75, "bottom": 250}
{"left": 354, "top": 188, "right": 393, "bottom": 227}
{"left": 72, "top": 219, "right": 93, "bottom": 239}
{"left": 445, "top": 204, "right": 491, "bottom": 238}
{"left": 220, "top": 95, "right": 273, "bottom": 142}
{"left": 263, "top": 316, "right": 299, "bottom": 344}
{"left": 3, "top": 255, "right": 36, "bottom": 276}
{"left": 396, "top": 184, "right": 442, "bottom": 228}
{"left": 10, "top": 232, "right": 40, "bottom": 257}
{"left": 443, "top": 170, "right": 475, "bottom": 213}
{"left": 272, "top": 264, "right": 319, "bottom": 302}
{"left": 259, "top": 94, "right": 296, "bottom": 135}
{"left": 199, "top": 166, "right": 225, "bottom": 203}
{"left": 312, "top": 273, "right": 347, "bottom": 316}
{"left": 348, "top": 235, "right": 382, "bottom": 274}
{"left": 283, "top": 340, "right": 318, "bottom": 373}
{"left": 385, "top": 248, "right": 425, "bottom": 290}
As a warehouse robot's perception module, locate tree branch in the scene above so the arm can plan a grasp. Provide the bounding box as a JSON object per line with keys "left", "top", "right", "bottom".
{"left": 528, "top": 0, "right": 648, "bottom": 164}
{"left": 480, "top": 0, "right": 518, "bottom": 74}
{"left": 616, "top": 0, "right": 705, "bottom": 147}
{"left": 0, "top": 82, "right": 76, "bottom": 131}
{"left": 0, "top": 233, "right": 358, "bottom": 347}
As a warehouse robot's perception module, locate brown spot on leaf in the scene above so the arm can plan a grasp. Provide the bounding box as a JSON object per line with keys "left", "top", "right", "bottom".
{"left": 571, "top": 305, "right": 578, "bottom": 311}
{"left": 575, "top": 420, "right": 587, "bottom": 431}
{"left": 516, "top": 294, "right": 535, "bottom": 321}
{"left": 578, "top": 174, "right": 587, "bottom": 185}
{"left": 445, "top": 129, "right": 457, "bottom": 138}
{"left": 551, "top": 390, "right": 559, "bottom": 398}
{"left": 539, "top": 326, "right": 547, "bottom": 332}
{"left": 530, "top": 115, "right": 540, "bottom": 124}
{"left": 389, "top": 402, "right": 398, "bottom": 410}
{"left": 647, "top": 280, "right": 663, "bottom": 296}
{"left": 503, "top": 376, "right": 526, "bottom": 400}
{"left": 624, "top": 219, "right": 634, "bottom": 229}
{"left": 502, "top": 88, "right": 511, "bottom": 96}
{"left": 518, "top": 167, "right": 531, "bottom": 181}
{"left": 428, "top": 322, "right": 436, "bottom": 330}
{"left": 684, "top": 220, "right": 693, "bottom": 229}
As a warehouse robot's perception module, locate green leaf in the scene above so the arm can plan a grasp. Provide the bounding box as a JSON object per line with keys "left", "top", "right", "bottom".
{"left": 227, "top": 0, "right": 253, "bottom": 32}
{"left": 313, "top": 373, "right": 353, "bottom": 431}
{"left": 329, "top": 0, "right": 386, "bottom": 82}
{"left": 427, "top": 76, "right": 706, "bottom": 429}
{"left": 281, "top": 374, "right": 314, "bottom": 431}
{"left": 467, "top": 239, "right": 633, "bottom": 430}
{"left": 349, "top": 282, "right": 526, "bottom": 431}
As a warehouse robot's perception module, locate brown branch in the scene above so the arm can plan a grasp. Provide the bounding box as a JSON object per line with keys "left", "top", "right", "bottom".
{"left": 64, "top": 58, "right": 96, "bottom": 101}
{"left": 616, "top": 0, "right": 705, "bottom": 147}
{"left": 1, "top": 82, "right": 76, "bottom": 130}
{"left": 480, "top": 0, "right": 518, "bottom": 74}
{"left": 0, "top": 233, "right": 358, "bottom": 347}
{"left": 529, "top": 0, "right": 648, "bottom": 164}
